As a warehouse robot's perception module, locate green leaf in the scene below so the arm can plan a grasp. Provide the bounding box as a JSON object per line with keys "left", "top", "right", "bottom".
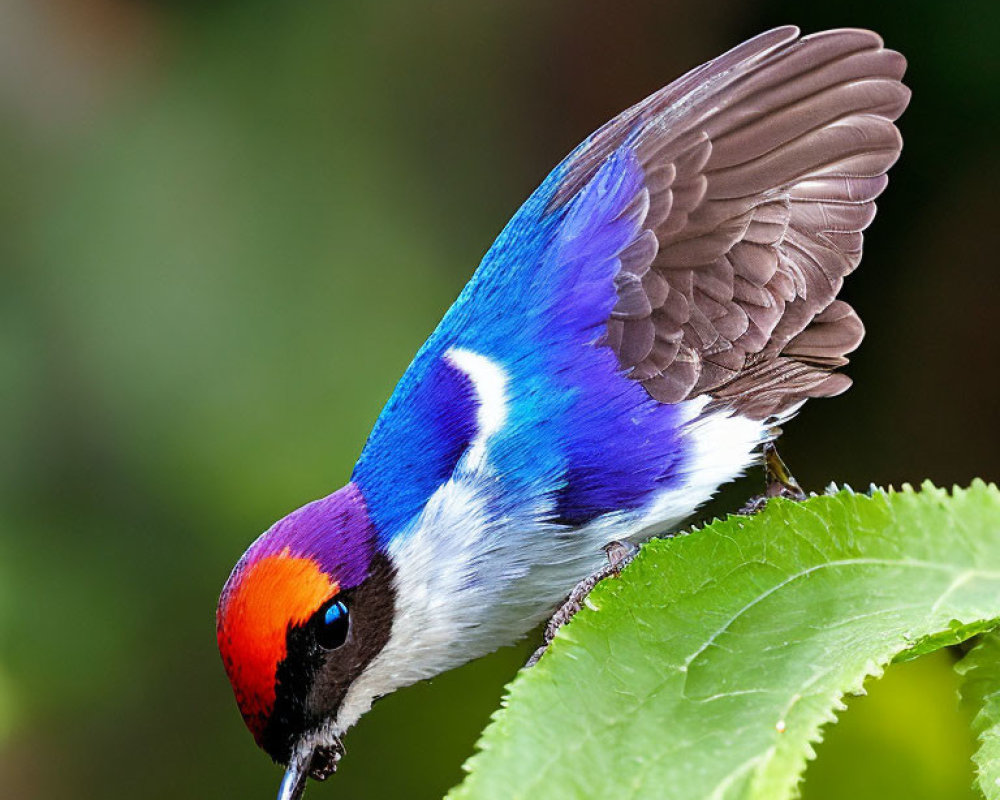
{"left": 894, "top": 617, "right": 1000, "bottom": 663}
{"left": 958, "top": 631, "right": 1000, "bottom": 798}
{"left": 451, "top": 481, "right": 1000, "bottom": 800}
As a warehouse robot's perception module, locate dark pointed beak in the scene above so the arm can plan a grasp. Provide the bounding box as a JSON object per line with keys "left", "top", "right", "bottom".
{"left": 276, "top": 734, "right": 345, "bottom": 800}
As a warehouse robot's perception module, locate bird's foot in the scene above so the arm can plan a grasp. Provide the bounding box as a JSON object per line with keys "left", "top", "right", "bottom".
{"left": 739, "top": 442, "right": 807, "bottom": 515}
{"left": 526, "top": 540, "right": 637, "bottom": 667}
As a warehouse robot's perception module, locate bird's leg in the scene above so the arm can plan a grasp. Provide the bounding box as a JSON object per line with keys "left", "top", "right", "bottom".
{"left": 526, "top": 540, "right": 637, "bottom": 667}
{"left": 739, "top": 441, "right": 807, "bottom": 515}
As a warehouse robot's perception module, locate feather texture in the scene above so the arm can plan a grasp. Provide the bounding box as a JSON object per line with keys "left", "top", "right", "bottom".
{"left": 355, "top": 26, "right": 909, "bottom": 545}
{"left": 553, "top": 26, "right": 908, "bottom": 417}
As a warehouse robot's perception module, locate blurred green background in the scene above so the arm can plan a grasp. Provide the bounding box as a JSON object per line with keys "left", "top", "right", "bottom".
{"left": 1, "top": 1, "right": 997, "bottom": 798}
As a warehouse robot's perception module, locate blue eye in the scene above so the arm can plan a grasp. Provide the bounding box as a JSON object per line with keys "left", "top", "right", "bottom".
{"left": 324, "top": 600, "right": 347, "bottom": 626}
{"left": 316, "top": 599, "right": 350, "bottom": 650}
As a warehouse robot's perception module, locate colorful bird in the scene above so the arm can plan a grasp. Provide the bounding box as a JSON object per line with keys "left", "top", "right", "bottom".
{"left": 216, "top": 26, "right": 909, "bottom": 799}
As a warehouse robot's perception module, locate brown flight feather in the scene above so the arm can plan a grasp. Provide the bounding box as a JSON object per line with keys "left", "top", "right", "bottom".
{"left": 558, "top": 27, "right": 909, "bottom": 419}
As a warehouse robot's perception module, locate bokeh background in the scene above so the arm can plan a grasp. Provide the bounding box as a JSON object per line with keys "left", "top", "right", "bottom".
{"left": 1, "top": 1, "right": 997, "bottom": 798}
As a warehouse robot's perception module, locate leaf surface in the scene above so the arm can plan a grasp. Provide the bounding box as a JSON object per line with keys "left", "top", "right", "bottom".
{"left": 451, "top": 482, "right": 1000, "bottom": 800}
{"left": 959, "top": 630, "right": 1000, "bottom": 798}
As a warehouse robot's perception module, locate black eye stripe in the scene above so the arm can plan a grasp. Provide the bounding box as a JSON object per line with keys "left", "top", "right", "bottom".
{"left": 263, "top": 553, "right": 396, "bottom": 765}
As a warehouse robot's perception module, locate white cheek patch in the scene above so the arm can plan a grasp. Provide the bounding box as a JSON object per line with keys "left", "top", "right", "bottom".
{"left": 445, "top": 347, "right": 509, "bottom": 471}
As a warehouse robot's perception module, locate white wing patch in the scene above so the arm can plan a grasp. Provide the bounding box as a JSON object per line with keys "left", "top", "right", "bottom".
{"left": 445, "top": 347, "right": 509, "bottom": 471}
{"left": 631, "top": 397, "right": 777, "bottom": 540}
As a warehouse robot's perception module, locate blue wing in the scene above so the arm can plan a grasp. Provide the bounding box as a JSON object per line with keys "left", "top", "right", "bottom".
{"left": 353, "top": 26, "right": 908, "bottom": 542}
{"left": 354, "top": 142, "right": 687, "bottom": 541}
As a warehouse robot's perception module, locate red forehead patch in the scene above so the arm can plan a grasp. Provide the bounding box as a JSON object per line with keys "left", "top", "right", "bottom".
{"left": 217, "top": 551, "right": 338, "bottom": 738}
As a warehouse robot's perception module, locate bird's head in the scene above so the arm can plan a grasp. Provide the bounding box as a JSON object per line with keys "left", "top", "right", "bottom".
{"left": 216, "top": 483, "right": 395, "bottom": 796}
